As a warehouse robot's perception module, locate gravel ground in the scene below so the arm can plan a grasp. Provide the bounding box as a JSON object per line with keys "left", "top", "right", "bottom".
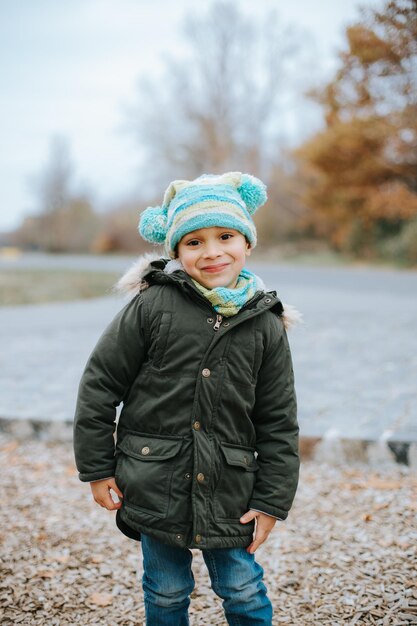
{"left": 1, "top": 434, "right": 416, "bottom": 625}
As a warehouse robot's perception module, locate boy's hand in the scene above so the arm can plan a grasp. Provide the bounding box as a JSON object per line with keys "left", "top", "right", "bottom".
{"left": 90, "top": 477, "right": 123, "bottom": 511}
{"left": 240, "top": 510, "right": 277, "bottom": 554}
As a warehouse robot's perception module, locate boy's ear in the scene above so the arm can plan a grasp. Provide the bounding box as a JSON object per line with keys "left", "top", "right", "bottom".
{"left": 245, "top": 242, "right": 252, "bottom": 256}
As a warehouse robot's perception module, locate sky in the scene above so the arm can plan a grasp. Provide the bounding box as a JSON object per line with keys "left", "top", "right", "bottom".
{"left": 0, "top": 0, "right": 383, "bottom": 231}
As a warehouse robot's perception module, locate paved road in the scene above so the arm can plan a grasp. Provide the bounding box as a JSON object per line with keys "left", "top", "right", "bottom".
{"left": 0, "top": 251, "right": 135, "bottom": 273}
{"left": 1, "top": 255, "right": 416, "bottom": 441}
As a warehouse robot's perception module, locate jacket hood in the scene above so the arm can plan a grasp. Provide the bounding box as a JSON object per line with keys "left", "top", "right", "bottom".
{"left": 113, "top": 252, "right": 302, "bottom": 330}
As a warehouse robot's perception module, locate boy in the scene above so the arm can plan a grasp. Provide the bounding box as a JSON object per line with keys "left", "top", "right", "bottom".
{"left": 73, "top": 171, "right": 300, "bottom": 625}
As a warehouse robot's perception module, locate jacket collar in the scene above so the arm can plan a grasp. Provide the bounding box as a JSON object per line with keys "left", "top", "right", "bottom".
{"left": 114, "top": 252, "right": 302, "bottom": 330}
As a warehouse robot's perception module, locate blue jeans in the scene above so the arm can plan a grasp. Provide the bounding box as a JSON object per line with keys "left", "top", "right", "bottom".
{"left": 141, "top": 534, "right": 273, "bottom": 625}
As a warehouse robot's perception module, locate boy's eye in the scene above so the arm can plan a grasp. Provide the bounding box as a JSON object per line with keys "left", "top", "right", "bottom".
{"left": 185, "top": 233, "right": 233, "bottom": 246}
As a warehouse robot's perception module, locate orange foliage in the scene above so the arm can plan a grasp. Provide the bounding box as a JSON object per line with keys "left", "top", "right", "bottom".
{"left": 366, "top": 182, "right": 417, "bottom": 219}
{"left": 295, "top": 0, "right": 417, "bottom": 251}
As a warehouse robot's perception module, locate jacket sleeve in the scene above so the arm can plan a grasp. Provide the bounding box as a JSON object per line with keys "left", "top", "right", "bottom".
{"left": 249, "top": 316, "right": 299, "bottom": 520}
{"left": 73, "top": 294, "right": 147, "bottom": 482}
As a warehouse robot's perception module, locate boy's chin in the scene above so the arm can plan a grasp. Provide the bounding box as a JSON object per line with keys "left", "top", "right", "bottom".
{"left": 200, "top": 276, "right": 238, "bottom": 290}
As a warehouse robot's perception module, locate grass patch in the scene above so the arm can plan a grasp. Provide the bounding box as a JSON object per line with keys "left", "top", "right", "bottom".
{"left": 251, "top": 242, "right": 417, "bottom": 269}
{"left": 0, "top": 269, "right": 121, "bottom": 306}
{"left": 251, "top": 243, "right": 354, "bottom": 266}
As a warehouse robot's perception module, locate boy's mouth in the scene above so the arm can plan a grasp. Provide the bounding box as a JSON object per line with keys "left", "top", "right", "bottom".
{"left": 201, "top": 263, "right": 229, "bottom": 273}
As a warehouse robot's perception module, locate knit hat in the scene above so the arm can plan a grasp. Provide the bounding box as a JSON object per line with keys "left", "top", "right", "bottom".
{"left": 138, "top": 171, "right": 267, "bottom": 258}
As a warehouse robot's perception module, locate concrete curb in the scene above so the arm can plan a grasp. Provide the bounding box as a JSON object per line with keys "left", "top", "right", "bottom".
{"left": 0, "top": 417, "right": 75, "bottom": 442}
{"left": 299, "top": 435, "right": 417, "bottom": 468}
{"left": 1, "top": 417, "right": 416, "bottom": 469}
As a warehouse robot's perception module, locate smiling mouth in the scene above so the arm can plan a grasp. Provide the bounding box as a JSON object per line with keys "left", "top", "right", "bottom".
{"left": 201, "top": 263, "right": 229, "bottom": 272}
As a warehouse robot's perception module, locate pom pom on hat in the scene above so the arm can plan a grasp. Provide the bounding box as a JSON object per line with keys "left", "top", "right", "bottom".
{"left": 138, "top": 205, "right": 168, "bottom": 244}
{"left": 237, "top": 174, "right": 267, "bottom": 214}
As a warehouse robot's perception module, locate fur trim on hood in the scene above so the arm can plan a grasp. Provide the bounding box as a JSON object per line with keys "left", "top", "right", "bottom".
{"left": 113, "top": 253, "right": 303, "bottom": 331}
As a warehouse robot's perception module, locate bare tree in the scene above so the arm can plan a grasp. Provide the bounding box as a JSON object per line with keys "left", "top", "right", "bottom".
{"left": 34, "top": 136, "right": 73, "bottom": 213}
{"left": 128, "top": 1, "right": 306, "bottom": 194}
{"left": 29, "top": 135, "right": 74, "bottom": 251}
{"left": 15, "top": 135, "right": 99, "bottom": 252}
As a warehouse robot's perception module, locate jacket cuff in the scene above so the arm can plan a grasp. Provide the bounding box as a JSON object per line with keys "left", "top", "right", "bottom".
{"left": 249, "top": 499, "right": 288, "bottom": 521}
{"left": 78, "top": 468, "right": 116, "bottom": 482}
{"left": 89, "top": 476, "right": 115, "bottom": 483}
{"left": 250, "top": 508, "right": 284, "bottom": 521}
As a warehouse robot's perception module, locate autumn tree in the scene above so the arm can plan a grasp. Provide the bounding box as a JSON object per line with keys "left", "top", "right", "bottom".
{"left": 295, "top": 0, "right": 417, "bottom": 257}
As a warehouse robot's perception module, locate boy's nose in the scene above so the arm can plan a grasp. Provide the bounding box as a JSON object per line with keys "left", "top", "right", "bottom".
{"left": 203, "top": 243, "right": 222, "bottom": 258}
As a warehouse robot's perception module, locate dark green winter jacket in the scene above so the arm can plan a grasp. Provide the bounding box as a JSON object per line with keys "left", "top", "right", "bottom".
{"left": 73, "top": 254, "right": 300, "bottom": 549}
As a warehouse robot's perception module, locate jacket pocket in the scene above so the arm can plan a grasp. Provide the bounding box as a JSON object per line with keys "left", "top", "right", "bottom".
{"left": 115, "top": 431, "right": 183, "bottom": 519}
{"left": 214, "top": 443, "right": 259, "bottom": 522}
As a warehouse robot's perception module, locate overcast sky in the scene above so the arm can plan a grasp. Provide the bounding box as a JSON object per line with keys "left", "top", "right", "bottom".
{"left": 0, "top": 0, "right": 383, "bottom": 231}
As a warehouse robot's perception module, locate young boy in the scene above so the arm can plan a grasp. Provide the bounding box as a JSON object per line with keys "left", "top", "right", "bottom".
{"left": 73, "top": 171, "right": 300, "bottom": 625}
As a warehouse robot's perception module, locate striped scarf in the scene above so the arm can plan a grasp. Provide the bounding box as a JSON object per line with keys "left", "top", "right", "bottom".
{"left": 191, "top": 268, "right": 263, "bottom": 317}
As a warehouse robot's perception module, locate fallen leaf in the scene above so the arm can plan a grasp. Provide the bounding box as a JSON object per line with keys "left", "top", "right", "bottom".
{"left": 90, "top": 554, "right": 105, "bottom": 563}
{"left": 89, "top": 592, "right": 113, "bottom": 607}
{"left": 36, "top": 569, "right": 56, "bottom": 578}
{"left": 373, "top": 502, "right": 390, "bottom": 511}
{"left": 339, "top": 482, "right": 365, "bottom": 491}
{"left": 65, "top": 465, "right": 78, "bottom": 476}
{"left": 294, "top": 546, "right": 311, "bottom": 553}
{"left": 342, "top": 469, "right": 364, "bottom": 479}
{"left": 56, "top": 554, "right": 70, "bottom": 563}
{"left": 366, "top": 478, "right": 402, "bottom": 490}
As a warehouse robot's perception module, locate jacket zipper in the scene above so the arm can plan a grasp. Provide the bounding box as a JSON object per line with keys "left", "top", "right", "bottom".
{"left": 213, "top": 314, "right": 223, "bottom": 331}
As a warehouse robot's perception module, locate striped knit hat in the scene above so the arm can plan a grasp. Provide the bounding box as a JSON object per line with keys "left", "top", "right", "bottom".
{"left": 138, "top": 171, "right": 267, "bottom": 258}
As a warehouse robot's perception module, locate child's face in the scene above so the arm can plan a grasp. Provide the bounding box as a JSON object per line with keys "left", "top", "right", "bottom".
{"left": 177, "top": 226, "right": 251, "bottom": 289}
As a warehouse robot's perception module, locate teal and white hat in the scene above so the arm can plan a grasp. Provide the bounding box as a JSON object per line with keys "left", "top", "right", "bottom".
{"left": 138, "top": 171, "right": 267, "bottom": 258}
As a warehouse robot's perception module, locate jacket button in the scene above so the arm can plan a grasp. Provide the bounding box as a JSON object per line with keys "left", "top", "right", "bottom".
{"left": 141, "top": 446, "right": 150, "bottom": 455}
{"left": 264, "top": 297, "right": 271, "bottom": 303}
{"left": 243, "top": 455, "right": 249, "bottom": 465}
{"left": 196, "top": 472, "right": 205, "bottom": 482}
{"left": 195, "top": 534, "right": 202, "bottom": 543}
{"left": 207, "top": 317, "right": 214, "bottom": 323}
{"left": 202, "top": 368, "right": 211, "bottom": 377}
{"left": 193, "top": 421, "right": 201, "bottom": 431}
{"left": 184, "top": 472, "right": 191, "bottom": 480}
{"left": 175, "top": 534, "right": 183, "bottom": 541}
{"left": 223, "top": 321, "right": 230, "bottom": 327}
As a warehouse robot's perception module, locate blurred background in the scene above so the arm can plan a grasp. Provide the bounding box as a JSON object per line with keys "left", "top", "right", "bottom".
{"left": 2, "top": 0, "right": 416, "bottom": 269}
{"left": 0, "top": 0, "right": 416, "bottom": 450}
